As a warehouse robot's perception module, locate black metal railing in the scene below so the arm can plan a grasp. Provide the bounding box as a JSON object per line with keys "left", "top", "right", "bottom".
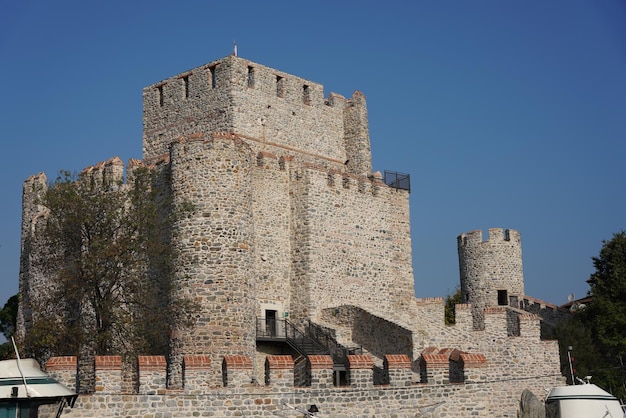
{"left": 256, "top": 318, "right": 328, "bottom": 357}
{"left": 306, "top": 320, "right": 362, "bottom": 367}
{"left": 384, "top": 171, "right": 410, "bottom": 192}
{"left": 256, "top": 318, "right": 363, "bottom": 370}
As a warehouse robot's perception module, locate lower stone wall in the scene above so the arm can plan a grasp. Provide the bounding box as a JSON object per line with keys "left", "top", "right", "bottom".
{"left": 61, "top": 376, "right": 559, "bottom": 418}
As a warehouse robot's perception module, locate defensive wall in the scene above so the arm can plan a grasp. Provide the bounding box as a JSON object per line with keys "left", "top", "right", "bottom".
{"left": 42, "top": 296, "right": 562, "bottom": 417}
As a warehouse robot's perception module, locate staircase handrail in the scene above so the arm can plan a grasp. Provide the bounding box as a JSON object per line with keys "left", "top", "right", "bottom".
{"left": 306, "top": 320, "right": 362, "bottom": 365}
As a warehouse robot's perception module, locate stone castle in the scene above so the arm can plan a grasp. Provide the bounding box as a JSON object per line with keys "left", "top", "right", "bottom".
{"left": 17, "top": 55, "right": 565, "bottom": 417}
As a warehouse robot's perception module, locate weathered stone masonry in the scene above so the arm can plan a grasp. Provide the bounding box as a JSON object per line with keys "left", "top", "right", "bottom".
{"left": 18, "top": 55, "right": 565, "bottom": 417}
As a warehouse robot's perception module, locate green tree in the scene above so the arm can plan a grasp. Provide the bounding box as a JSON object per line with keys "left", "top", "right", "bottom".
{"left": 0, "top": 294, "right": 18, "bottom": 360}
{"left": 25, "top": 169, "right": 196, "bottom": 392}
{"left": 549, "top": 314, "right": 599, "bottom": 385}
{"left": 444, "top": 286, "right": 462, "bottom": 325}
{"left": 577, "top": 231, "right": 626, "bottom": 398}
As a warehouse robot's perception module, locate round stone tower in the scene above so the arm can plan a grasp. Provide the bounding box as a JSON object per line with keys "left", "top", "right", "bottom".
{"left": 168, "top": 133, "right": 256, "bottom": 387}
{"left": 457, "top": 228, "right": 524, "bottom": 329}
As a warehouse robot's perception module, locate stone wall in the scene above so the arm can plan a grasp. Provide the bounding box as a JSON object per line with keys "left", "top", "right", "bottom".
{"left": 47, "top": 353, "right": 560, "bottom": 418}
{"left": 250, "top": 153, "right": 293, "bottom": 320}
{"left": 294, "top": 166, "right": 415, "bottom": 324}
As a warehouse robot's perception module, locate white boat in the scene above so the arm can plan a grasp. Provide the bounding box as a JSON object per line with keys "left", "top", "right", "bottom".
{"left": 0, "top": 358, "right": 77, "bottom": 418}
{"left": 545, "top": 383, "right": 625, "bottom": 418}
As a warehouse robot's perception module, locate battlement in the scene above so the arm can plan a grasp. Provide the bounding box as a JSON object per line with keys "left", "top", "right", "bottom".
{"left": 142, "top": 55, "right": 372, "bottom": 176}
{"left": 519, "top": 295, "right": 571, "bottom": 329}
{"left": 144, "top": 55, "right": 349, "bottom": 114}
{"left": 449, "top": 303, "right": 543, "bottom": 338}
{"left": 45, "top": 351, "right": 489, "bottom": 395}
{"left": 79, "top": 156, "right": 124, "bottom": 191}
{"left": 415, "top": 297, "right": 444, "bottom": 304}
{"left": 457, "top": 228, "right": 521, "bottom": 247}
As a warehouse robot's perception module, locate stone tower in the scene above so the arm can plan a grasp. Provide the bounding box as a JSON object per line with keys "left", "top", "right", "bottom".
{"left": 457, "top": 228, "right": 525, "bottom": 329}
{"left": 167, "top": 135, "right": 257, "bottom": 387}
{"left": 140, "top": 55, "right": 393, "bottom": 385}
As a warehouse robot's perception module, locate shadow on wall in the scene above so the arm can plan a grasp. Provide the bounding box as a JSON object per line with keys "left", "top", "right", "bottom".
{"left": 319, "top": 305, "right": 413, "bottom": 360}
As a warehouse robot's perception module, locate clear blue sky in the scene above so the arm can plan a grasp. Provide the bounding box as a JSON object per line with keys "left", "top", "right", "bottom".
{"left": 0, "top": 0, "right": 624, "bottom": 314}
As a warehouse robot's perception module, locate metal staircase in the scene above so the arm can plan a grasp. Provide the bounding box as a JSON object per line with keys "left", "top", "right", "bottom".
{"left": 256, "top": 318, "right": 361, "bottom": 371}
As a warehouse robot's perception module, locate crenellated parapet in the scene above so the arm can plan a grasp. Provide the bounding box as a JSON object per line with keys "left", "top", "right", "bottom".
{"left": 79, "top": 156, "right": 124, "bottom": 191}
{"left": 39, "top": 349, "right": 561, "bottom": 417}
{"left": 418, "top": 347, "right": 488, "bottom": 385}
{"left": 45, "top": 351, "right": 489, "bottom": 394}
{"left": 142, "top": 55, "right": 372, "bottom": 177}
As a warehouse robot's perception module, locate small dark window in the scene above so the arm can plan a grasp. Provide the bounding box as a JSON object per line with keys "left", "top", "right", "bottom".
{"left": 303, "top": 84, "right": 310, "bottom": 105}
{"left": 497, "top": 290, "right": 508, "bottom": 306}
{"left": 247, "top": 66, "right": 255, "bottom": 88}
{"left": 183, "top": 76, "right": 189, "bottom": 98}
{"left": 157, "top": 85, "right": 164, "bottom": 107}
{"left": 209, "top": 66, "right": 217, "bottom": 88}
{"left": 276, "top": 75, "right": 284, "bottom": 97}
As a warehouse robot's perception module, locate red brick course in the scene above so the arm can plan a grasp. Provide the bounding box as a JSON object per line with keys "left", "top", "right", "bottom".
{"left": 183, "top": 355, "right": 211, "bottom": 370}
{"left": 138, "top": 355, "right": 167, "bottom": 371}
{"left": 266, "top": 355, "right": 294, "bottom": 369}
{"left": 46, "top": 356, "right": 77, "bottom": 371}
{"left": 384, "top": 354, "right": 412, "bottom": 369}
{"left": 308, "top": 355, "right": 333, "bottom": 369}
{"left": 95, "top": 355, "right": 122, "bottom": 370}
{"left": 347, "top": 354, "right": 373, "bottom": 369}
{"left": 223, "top": 355, "right": 252, "bottom": 370}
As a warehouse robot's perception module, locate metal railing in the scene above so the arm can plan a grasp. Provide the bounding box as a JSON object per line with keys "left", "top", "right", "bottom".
{"left": 256, "top": 318, "right": 363, "bottom": 370}
{"left": 384, "top": 171, "right": 410, "bottom": 192}
{"left": 306, "top": 320, "right": 362, "bottom": 368}
{"left": 256, "top": 318, "right": 328, "bottom": 357}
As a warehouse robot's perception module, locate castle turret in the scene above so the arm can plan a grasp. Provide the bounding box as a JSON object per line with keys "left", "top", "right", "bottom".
{"left": 17, "top": 173, "right": 49, "bottom": 341}
{"left": 168, "top": 133, "right": 256, "bottom": 388}
{"left": 457, "top": 228, "right": 524, "bottom": 329}
{"left": 343, "top": 90, "right": 372, "bottom": 177}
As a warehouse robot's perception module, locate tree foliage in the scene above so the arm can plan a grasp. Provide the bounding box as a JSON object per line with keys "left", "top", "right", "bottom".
{"left": 553, "top": 232, "right": 626, "bottom": 399}
{"left": 24, "top": 169, "right": 196, "bottom": 366}
{"left": 0, "top": 294, "right": 18, "bottom": 341}
{"left": 444, "top": 286, "right": 462, "bottom": 325}
{"left": 0, "top": 294, "right": 18, "bottom": 360}
{"left": 577, "top": 231, "right": 626, "bottom": 399}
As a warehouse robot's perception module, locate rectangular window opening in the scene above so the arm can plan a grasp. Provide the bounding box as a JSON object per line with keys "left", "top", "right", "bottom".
{"left": 183, "top": 76, "right": 189, "bottom": 99}
{"left": 157, "top": 85, "right": 164, "bottom": 107}
{"left": 276, "top": 75, "right": 284, "bottom": 98}
{"left": 247, "top": 66, "right": 255, "bottom": 88}
{"left": 209, "top": 66, "right": 217, "bottom": 88}
{"left": 497, "top": 290, "right": 508, "bottom": 306}
{"left": 303, "top": 84, "right": 311, "bottom": 105}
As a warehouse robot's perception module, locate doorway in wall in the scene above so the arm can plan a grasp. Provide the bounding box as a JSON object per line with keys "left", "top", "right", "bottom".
{"left": 265, "top": 310, "right": 277, "bottom": 337}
